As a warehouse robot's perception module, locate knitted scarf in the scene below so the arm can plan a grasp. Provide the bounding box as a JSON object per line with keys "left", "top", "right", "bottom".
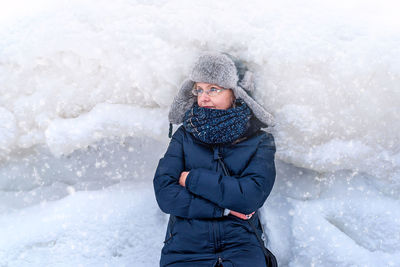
{"left": 183, "top": 98, "right": 252, "bottom": 144}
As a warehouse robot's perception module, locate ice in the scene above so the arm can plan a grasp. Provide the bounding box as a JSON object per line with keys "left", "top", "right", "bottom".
{"left": 0, "top": 0, "right": 399, "bottom": 266}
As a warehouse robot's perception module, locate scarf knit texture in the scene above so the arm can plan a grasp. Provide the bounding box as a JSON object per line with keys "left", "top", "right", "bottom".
{"left": 183, "top": 98, "right": 252, "bottom": 144}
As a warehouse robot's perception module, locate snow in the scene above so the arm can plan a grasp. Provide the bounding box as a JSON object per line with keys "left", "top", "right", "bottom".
{"left": 0, "top": 181, "right": 165, "bottom": 267}
{"left": 0, "top": 0, "right": 399, "bottom": 266}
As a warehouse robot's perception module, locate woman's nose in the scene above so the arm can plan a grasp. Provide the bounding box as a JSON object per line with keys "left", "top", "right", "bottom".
{"left": 198, "top": 92, "right": 210, "bottom": 102}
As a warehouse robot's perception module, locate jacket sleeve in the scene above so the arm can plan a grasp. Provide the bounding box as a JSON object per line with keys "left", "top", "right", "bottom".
{"left": 184, "top": 133, "right": 276, "bottom": 215}
{"left": 153, "top": 127, "right": 225, "bottom": 219}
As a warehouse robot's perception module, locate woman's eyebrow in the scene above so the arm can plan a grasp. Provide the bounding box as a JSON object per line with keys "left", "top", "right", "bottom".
{"left": 195, "top": 84, "right": 222, "bottom": 89}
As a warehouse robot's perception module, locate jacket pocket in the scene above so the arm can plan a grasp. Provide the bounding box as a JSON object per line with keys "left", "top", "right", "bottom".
{"left": 163, "top": 231, "right": 176, "bottom": 244}
{"left": 163, "top": 215, "right": 177, "bottom": 244}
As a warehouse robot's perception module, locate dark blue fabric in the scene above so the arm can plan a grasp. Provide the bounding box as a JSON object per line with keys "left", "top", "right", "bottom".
{"left": 182, "top": 98, "right": 252, "bottom": 145}
{"left": 153, "top": 118, "right": 276, "bottom": 267}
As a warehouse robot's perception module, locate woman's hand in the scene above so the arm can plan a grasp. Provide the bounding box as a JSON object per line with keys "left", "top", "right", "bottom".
{"left": 179, "top": 171, "right": 189, "bottom": 187}
{"left": 229, "top": 210, "right": 255, "bottom": 220}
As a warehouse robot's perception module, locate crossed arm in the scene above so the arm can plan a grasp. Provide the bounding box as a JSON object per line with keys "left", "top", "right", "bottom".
{"left": 153, "top": 127, "right": 276, "bottom": 219}
{"left": 178, "top": 171, "right": 255, "bottom": 220}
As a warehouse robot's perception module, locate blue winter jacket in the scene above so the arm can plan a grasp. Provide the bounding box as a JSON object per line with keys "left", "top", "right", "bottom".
{"left": 153, "top": 121, "right": 276, "bottom": 267}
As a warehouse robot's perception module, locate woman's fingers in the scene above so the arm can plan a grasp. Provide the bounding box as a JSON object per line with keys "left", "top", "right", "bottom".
{"left": 178, "top": 171, "right": 189, "bottom": 187}
{"left": 229, "top": 210, "right": 244, "bottom": 219}
{"left": 245, "top": 212, "right": 255, "bottom": 219}
{"left": 230, "top": 210, "right": 256, "bottom": 220}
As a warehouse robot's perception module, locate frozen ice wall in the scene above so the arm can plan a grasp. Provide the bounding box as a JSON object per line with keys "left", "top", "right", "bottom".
{"left": 0, "top": 0, "right": 399, "bottom": 266}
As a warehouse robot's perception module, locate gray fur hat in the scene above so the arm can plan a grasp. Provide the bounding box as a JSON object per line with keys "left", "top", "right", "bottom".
{"left": 168, "top": 51, "right": 274, "bottom": 127}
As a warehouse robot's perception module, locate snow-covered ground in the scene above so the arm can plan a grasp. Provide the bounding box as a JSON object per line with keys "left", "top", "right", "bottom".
{"left": 1, "top": 0, "right": 399, "bottom": 266}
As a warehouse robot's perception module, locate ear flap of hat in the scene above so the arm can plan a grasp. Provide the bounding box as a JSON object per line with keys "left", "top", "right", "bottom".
{"left": 168, "top": 79, "right": 196, "bottom": 124}
{"left": 238, "top": 70, "right": 255, "bottom": 95}
{"left": 232, "top": 85, "right": 275, "bottom": 127}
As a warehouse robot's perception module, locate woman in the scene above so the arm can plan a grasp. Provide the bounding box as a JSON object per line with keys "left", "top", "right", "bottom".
{"left": 153, "top": 52, "right": 276, "bottom": 267}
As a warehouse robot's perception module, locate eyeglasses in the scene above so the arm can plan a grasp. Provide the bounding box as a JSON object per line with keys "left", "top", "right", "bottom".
{"left": 191, "top": 86, "right": 228, "bottom": 97}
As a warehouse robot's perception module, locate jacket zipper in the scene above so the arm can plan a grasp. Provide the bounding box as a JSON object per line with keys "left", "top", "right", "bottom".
{"left": 212, "top": 145, "right": 223, "bottom": 253}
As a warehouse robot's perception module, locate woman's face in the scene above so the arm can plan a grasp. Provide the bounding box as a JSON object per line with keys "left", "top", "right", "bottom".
{"left": 195, "top": 82, "right": 235, "bottom": 110}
